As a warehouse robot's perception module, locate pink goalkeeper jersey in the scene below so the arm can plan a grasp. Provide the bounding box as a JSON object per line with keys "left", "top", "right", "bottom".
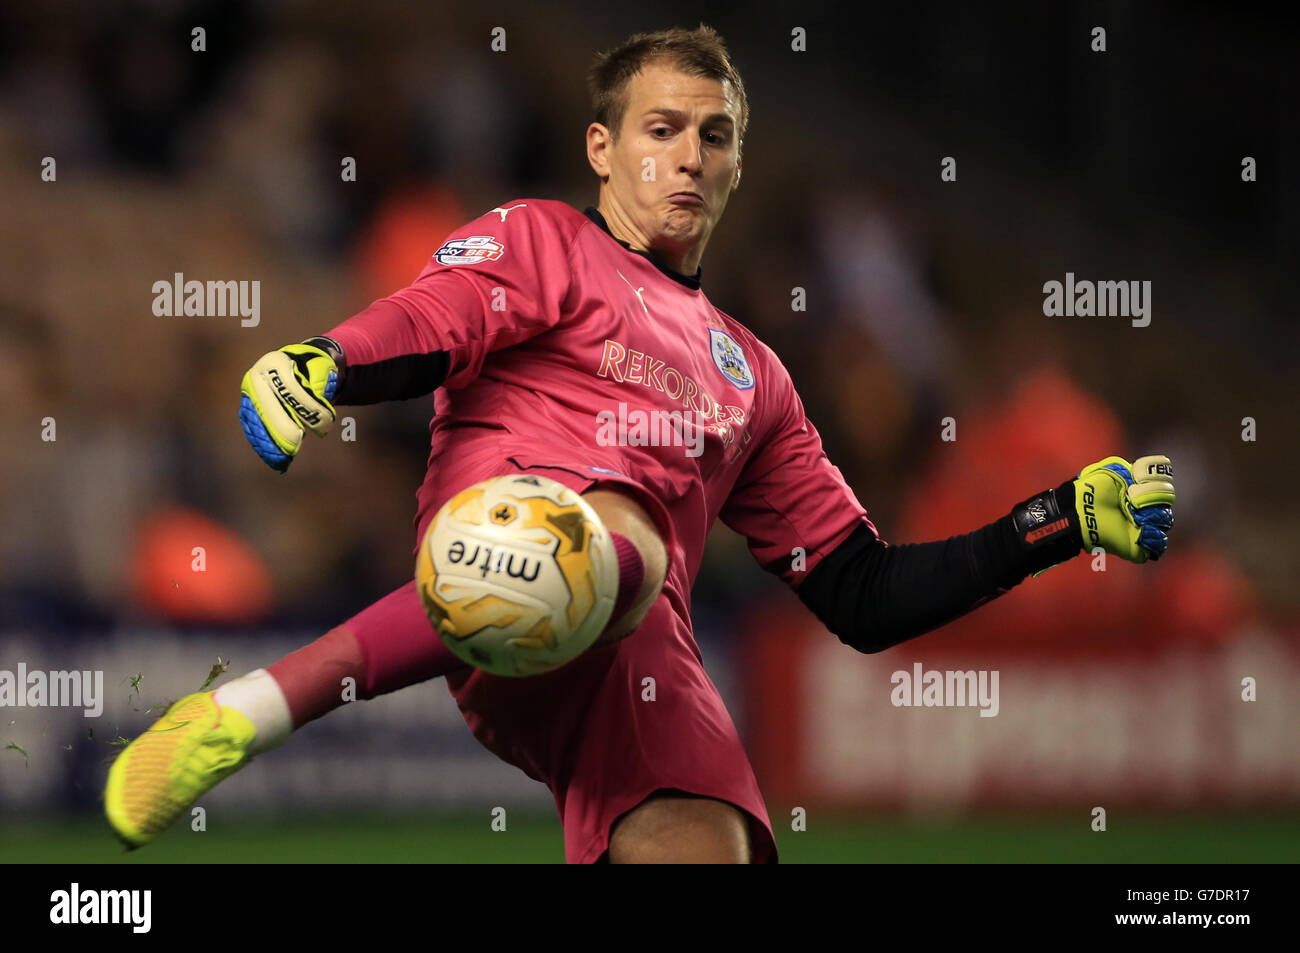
{"left": 326, "top": 199, "right": 877, "bottom": 616}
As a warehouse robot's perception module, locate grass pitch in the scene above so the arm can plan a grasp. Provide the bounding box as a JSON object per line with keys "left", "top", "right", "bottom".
{"left": 2, "top": 811, "right": 1297, "bottom": 863}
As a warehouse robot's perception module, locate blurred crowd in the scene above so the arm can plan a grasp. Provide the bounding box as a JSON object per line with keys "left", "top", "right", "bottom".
{"left": 0, "top": 2, "right": 1292, "bottom": 640}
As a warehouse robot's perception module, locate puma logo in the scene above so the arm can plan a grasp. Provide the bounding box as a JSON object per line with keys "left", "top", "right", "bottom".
{"left": 491, "top": 203, "right": 528, "bottom": 222}
{"left": 616, "top": 270, "right": 648, "bottom": 315}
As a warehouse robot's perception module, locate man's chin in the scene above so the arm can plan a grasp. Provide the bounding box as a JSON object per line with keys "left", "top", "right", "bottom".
{"left": 659, "top": 210, "right": 707, "bottom": 244}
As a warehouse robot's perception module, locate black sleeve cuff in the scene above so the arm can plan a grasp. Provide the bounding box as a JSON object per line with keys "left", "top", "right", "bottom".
{"left": 302, "top": 336, "right": 450, "bottom": 405}
{"left": 1004, "top": 478, "right": 1083, "bottom": 579}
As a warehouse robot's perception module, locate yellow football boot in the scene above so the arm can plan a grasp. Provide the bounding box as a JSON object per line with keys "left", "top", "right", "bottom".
{"left": 105, "top": 692, "right": 256, "bottom": 849}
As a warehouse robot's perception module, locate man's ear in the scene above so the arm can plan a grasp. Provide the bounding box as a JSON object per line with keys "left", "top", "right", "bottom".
{"left": 587, "top": 122, "right": 612, "bottom": 182}
{"left": 733, "top": 156, "right": 742, "bottom": 191}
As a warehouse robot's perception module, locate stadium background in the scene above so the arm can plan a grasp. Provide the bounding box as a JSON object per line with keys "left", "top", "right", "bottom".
{"left": 1, "top": 1, "right": 1297, "bottom": 862}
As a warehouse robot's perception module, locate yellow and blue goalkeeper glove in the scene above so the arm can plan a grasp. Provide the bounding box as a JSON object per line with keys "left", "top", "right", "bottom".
{"left": 1012, "top": 454, "right": 1175, "bottom": 573}
{"left": 239, "top": 338, "right": 340, "bottom": 472}
{"left": 1073, "top": 455, "right": 1175, "bottom": 563}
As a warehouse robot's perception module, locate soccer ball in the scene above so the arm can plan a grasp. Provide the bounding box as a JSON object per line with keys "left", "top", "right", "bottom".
{"left": 415, "top": 474, "right": 618, "bottom": 677}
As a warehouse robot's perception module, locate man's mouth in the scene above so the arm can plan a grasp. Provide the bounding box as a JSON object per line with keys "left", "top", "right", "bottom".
{"left": 667, "top": 192, "right": 704, "bottom": 207}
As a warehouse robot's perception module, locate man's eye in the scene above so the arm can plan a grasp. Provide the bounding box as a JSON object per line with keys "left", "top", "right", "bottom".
{"left": 652, "top": 127, "right": 672, "bottom": 138}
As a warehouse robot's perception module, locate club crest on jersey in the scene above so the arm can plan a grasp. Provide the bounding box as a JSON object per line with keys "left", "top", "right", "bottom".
{"left": 433, "top": 235, "right": 504, "bottom": 266}
{"left": 708, "top": 328, "right": 754, "bottom": 390}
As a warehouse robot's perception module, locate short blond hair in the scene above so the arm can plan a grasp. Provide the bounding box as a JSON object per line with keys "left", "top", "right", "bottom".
{"left": 587, "top": 25, "right": 749, "bottom": 145}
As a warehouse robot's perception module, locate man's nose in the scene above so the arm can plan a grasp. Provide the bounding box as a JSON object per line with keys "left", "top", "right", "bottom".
{"left": 674, "top": 130, "right": 703, "bottom": 175}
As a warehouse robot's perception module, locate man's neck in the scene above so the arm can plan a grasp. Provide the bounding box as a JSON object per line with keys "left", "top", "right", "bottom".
{"left": 583, "top": 206, "right": 703, "bottom": 291}
{"left": 596, "top": 198, "right": 702, "bottom": 275}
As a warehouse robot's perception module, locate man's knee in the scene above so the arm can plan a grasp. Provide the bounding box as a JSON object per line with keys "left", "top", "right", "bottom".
{"left": 607, "top": 791, "right": 751, "bottom": 863}
{"left": 583, "top": 489, "right": 667, "bottom": 643}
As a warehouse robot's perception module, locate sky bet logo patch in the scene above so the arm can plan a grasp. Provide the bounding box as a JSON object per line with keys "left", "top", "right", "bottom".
{"left": 433, "top": 235, "right": 504, "bottom": 266}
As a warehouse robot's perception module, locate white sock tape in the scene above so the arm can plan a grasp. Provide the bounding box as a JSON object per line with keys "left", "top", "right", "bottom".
{"left": 213, "top": 668, "right": 292, "bottom": 755}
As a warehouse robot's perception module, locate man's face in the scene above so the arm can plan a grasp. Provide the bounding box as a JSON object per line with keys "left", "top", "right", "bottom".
{"left": 588, "top": 62, "right": 742, "bottom": 270}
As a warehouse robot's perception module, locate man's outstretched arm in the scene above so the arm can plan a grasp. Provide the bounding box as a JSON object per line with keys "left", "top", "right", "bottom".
{"left": 795, "top": 455, "right": 1175, "bottom": 653}
{"left": 238, "top": 199, "right": 581, "bottom": 471}
{"left": 718, "top": 349, "right": 1174, "bottom": 652}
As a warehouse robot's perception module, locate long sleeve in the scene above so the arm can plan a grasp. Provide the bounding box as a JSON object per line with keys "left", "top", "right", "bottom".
{"left": 323, "top": 200, "right": 584, "bottom": 404}
{"left": 718, "top": 342, "right": 1082, "bottom": 652}
{"left": 795, "top": 480, "right": 1082, "bottom": 653}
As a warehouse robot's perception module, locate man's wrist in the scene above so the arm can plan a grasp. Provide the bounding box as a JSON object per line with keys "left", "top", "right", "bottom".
{"left": 300, "top": 336, "right": 345, "bottom": 400}
{"left": 1008, "top": 478, "right": 1083, "bottom": 574}
{"left": 301, "top": 336, "right": 344, "bottom": 367}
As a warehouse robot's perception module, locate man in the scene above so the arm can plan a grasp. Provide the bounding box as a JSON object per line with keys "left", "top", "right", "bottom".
{"left": 106, "top": 26, "right": 1174, "bottom": 863}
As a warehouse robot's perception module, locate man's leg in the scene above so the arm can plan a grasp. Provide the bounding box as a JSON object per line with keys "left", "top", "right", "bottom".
{"left": 273, "top": 487, "right": 665, "bottom": 719}
{"left": 184, "top": 485, "right": 665, "bottom": 739}
{"left": 104, "top": 582, "right": 458, "bottom": 848}
{"left": 607, "top": 789, "right": 751, "bottom": 863}
{"left": 106, "top": 483, "right": 663, "bottom": 847}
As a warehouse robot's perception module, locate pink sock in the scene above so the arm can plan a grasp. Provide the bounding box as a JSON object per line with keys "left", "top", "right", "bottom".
{"left": 265, "top": 625, "right": 371, "bottom": 728}
{"left": 609, "top": 532, "right": 646, "bottom": 625}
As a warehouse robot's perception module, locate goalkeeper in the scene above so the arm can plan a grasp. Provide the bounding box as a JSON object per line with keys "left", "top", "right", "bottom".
{"left": 106, "top": 26, "right": 1174, "bottom": 863}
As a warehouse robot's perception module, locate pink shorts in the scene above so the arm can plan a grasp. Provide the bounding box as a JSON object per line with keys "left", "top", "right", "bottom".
{"left": 346, "top": 456, "right": 778, "bottom": 863}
